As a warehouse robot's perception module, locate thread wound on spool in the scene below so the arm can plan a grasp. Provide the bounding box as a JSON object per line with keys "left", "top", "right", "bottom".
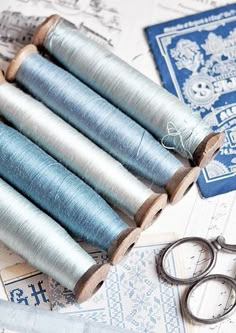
{"left": 7, "top": 46, "right": 183, "bottom": 188}
{"left": 6, "top": 45, "right": 197, "bottom": 205}
{"left": 0, "top": 178, "right": 109, "bottom": 302}
{"left": 35, "top": 15, "right": 225, "bottom": 165}
{"left": 0, "top": 72, "right": 167, "bottom": 227}
{"left": 0, "top": 122, "right": 136, "bottom": 260}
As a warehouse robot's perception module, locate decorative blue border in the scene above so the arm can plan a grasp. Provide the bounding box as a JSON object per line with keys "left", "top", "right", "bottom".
{"left": 146, "top": 4, "right": 236, "bottom": 198}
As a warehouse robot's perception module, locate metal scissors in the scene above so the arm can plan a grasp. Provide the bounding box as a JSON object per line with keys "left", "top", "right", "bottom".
{"left": 159, "top": 236, "right": 236, "bottom": 324}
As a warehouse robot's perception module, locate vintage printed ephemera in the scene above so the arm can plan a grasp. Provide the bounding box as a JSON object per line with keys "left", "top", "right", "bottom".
{"left": 0, "top": 262, "right": 50, "bottom": 309}
{"left": 146, "top": 4, "right": 236, "bottom": 197}
{"left": 49, "top": 233, "right": 193, "bottom": 333}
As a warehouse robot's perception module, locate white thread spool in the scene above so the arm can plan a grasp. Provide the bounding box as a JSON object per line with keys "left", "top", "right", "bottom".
{"left": 0, "top": 177, "right": 109, "bottom": 303}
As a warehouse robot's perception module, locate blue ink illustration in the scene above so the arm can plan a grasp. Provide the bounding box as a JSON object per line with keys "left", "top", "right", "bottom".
{"left": 146, "top": 4, "right": 236, "bottom": 197}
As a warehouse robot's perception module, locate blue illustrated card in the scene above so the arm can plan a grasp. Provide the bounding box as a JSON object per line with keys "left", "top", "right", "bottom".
{"left": 146, "top": 4, "right": 236, "bottom": 198}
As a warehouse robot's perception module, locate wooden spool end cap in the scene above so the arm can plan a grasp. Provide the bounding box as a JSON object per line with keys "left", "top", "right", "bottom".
{"left": 0, "top": 71, "right": 6, "bottom": 85}
{"left": 33, "top": 14, "right": 61, "bottom": 46}
{"left": 135, "top": 193, "right": 167, "bottom": 230}
{"left": 6, "top": 44, "right": 38, "bottom": 82}
{"left": 193, "top": 132, "right": 225, "bottom": 168}
{"left": 75, "top": 263, "right": 110, "bottom": 303}
{"left": 108, "top": 227, "right": 141, "bottom": 265}
{"left": 165, "top": 166, "right": 200, "bottom": 204}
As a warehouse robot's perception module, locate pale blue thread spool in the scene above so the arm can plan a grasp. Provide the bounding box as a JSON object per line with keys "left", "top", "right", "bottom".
{"left": 33, "top": 15, "right": 224, "bottom": 167}
{"left": 0, "top": 122, "right": 140, "bottom": 264}
{"left": 6, "top": 45, "right": 200, "bottom": 204}
{"left": 0, "top": 73, "right": 167, "bottom": 230}
{"left": 0, "top": 177, "right": 110, "bottom": 303}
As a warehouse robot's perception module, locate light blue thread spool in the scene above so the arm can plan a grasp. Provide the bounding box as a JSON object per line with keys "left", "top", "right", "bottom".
{"left": 0, "top": 122, "right": 140, "bottom": 264}
{"left": 33, "top": 15, "right": 224, "bottom": 167}
{"left": 0, "top": 177, "right": 110, "bottom": 303}
{"left": 6, "top": 45, "right": 200, "bottom": 204}
{"left": 0, "top": 73, "right": 167, "bottom": 230}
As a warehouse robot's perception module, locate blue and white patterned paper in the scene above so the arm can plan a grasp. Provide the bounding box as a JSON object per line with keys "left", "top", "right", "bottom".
{"left": 146, "top": 4, "right": 236, "bottom": 198}
{"left": 1, "top": 263, "right": 50, "bottom": 309}
{"left": 49, "top": 235, "right": 189, "bottom": 333}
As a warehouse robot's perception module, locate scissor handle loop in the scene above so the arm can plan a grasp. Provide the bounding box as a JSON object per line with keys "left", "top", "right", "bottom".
{"left": 159, "top": 237, "right": 217, "bottom": 284}
{"left": 184, "top": 274, "right": 236, "bottom": 324}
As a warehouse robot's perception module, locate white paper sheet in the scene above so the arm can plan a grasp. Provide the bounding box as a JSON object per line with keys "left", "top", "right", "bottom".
{"left": 0, "top": 1, "right": 235, "bottom": 332}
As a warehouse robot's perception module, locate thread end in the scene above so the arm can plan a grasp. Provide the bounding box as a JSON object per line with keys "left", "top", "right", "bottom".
{"left": 135, "top": 193, "right": 167, "bottom": 230}
{"left": 166, "top": 166, "right": 200, "bottom": 204}
{"left": 108, "top": 228, "right": 141, "bottom": 265}
{"left": 74, "top": 263, "right": 110, "bottom": 303}
{"left": 33, "top": 14, "right": 61, "bottom": 46}
{"left": 6, "top": 44, "right": 38, "bottom": 82}
{"left": 193, "top": 132, "right": 225, "bottom": 168}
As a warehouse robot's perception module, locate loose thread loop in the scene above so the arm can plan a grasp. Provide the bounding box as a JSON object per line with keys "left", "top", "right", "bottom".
{"left": 161, "top": 116, "right": 212, "bottom": 159}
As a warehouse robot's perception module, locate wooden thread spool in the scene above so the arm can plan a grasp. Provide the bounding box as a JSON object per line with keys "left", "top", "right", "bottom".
{"left": 0, "top": 178, "right": 110, "bottom": 304}
{"left": 33, "top": 14, "right": 225, "bottom": 168}
{"left": 74, "top": 264, "right": 110, "bottom": 303}
{"left": 192, "top": 133, "right": 225, "bottom": 168}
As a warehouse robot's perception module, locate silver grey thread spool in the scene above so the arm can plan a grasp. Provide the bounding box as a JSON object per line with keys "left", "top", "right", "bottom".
{"left": 6, "top": 45, "right": 200, "bottom": 204}
{"left": 33, "top": 15, "right": 225, "bottom": 168}
{"left": 0, "top": 73, "right": 167, "bottom": 230}
{"left": 0, "top": 177, "right": 109, "bottom": 303}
